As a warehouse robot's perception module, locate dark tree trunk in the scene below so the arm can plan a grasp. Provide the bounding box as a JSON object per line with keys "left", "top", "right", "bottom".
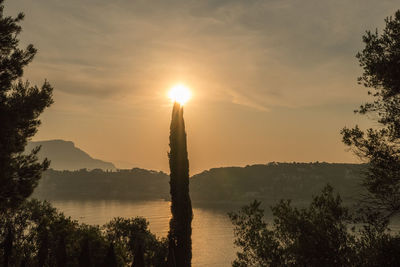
{"left": 55, "top": 235, "right": 67, "bottom": 267}
{"left": 3, "top": 224, "right": 13, "bottom": 267}
{"left": 102, "top": 243, "right": 118, "bottom": 267}
{"left": 79, "top": 238, "right": 92, "bottom": 267}
{"left": 37, "top": 224, "right": 49, "bottom": 267}
{"left": 132, "top": 240, "right": 145, "bottom": 267}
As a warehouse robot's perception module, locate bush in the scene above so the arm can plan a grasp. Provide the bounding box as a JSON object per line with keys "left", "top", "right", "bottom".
{"left": 229, "top": 185, "right": 400, "bottom": 267}
{"left": 0, "top": 199, "right": 167, "bottom": 266}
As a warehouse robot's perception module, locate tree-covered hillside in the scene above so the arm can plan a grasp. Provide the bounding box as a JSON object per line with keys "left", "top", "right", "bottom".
{"left": 191, "top": 162, "right": 364, "bottom": 204}
{"left": 33, "top": 168, "right": 170, "bottom": 200}
{"left": 33, "top": 163, "right": 364, "bottom": 205}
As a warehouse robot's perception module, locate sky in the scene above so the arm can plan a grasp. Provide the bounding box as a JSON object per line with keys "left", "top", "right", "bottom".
{"left": 6, "top": 0, "right": 400, "bottom": 173}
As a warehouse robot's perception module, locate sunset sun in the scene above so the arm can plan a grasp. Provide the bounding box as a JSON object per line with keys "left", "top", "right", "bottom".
{"left": 168, "top": 84, "right": 191, "bottom": 105}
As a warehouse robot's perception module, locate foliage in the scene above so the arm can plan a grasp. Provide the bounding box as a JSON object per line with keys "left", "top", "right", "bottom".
{"left": 340, "top": 13, "right": 400, "bottom": 267}
{"left": 102, "top": 243, "right": 118, "bottom": 267}
{"left": 104, "top": 217, "right": 168, "bottom": 266}
{"left": 0, "top": 0, "right": 53, "bottom": 211}
{"left": 167, "top": 103, "right": 193, "bottom": 266}
{"left": 341, "top": 10, "right": 400, "bottom": 220}
{"left": 356, "top": 10, "right": 400, "bottom": 111}
{"left": 0, "top": 199, "right": 167, "bottom": 267}
{"left": 229, "top": 186, "right": 400, "bottom": 267}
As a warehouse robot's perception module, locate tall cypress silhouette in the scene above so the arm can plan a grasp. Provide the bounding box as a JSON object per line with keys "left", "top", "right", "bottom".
{"left": 166, "top": 238, "right": 177, "bottom": 267}
{"left": 167, "top": 102, "right": 193, "bottom": 267}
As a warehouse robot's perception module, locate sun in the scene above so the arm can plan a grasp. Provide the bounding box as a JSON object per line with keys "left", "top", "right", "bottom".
{"left": 168, "top": 84, "right": 192, "bottom": 105}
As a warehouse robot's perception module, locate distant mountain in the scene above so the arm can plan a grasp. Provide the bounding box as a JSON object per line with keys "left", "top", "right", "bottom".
{"left": 33, "top": 162, "right": 365, "bottom": 206}
{"left": 26, "top": 140, "right": 116, "bottom": 171}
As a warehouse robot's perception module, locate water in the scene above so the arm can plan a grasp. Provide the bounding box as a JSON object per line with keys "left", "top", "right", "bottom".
{"left": 50, "top": 199, "right": 400, "bottom": 266}
{"left": 51, "top": 200, "right": 236, "bottom": 267}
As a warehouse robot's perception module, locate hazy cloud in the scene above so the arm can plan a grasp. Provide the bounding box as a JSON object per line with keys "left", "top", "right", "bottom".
{"left": 8, "top": 0, "right": 399, "bottom": 110}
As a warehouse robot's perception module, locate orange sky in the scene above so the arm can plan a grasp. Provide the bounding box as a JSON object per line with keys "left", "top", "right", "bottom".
{"left": 7, "top": 0, "right": 398, "bottom": 173}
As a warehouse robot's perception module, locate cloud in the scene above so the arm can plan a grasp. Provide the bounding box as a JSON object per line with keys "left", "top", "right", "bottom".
{"left": 7, "top": 0, "right": 400, "bottom": 110}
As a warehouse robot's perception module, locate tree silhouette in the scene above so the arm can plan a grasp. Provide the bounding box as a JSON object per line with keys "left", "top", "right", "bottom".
{"left": 2, "top": 224, "right": 13, "bottom": 267}
{"left": 229, "top": 185, "right": 400, "bottom": 266}
{"left": 166, "top": 238, "right": 177, "bottom": 267}
{"left": 102, "top": 243, "right": 118, "bottom": 267}
{"left": 104, "top": 217, "right": 168, "bottom": 266}
{"left": 342, "top": 10, "right": 400, "bottom": 221}
{"left": 132, "top": 240, "right": 145, "bottom": 267}
{"left": 55, "top": 235, "right": 67, "bottom": 267}
{"left": 0, "top": 0, "right": 53, "bottom": 212}
{"left": 0, "top": 199, "right": 167, "bottom": 266}
{"left": 167, "top": 102, "right": 193, "bottom": 267}
{"left": 79, "top": 238, "right": 92, "bottom": 267}
{"left": 37, "top": 222, "right": 49, "bottom": 267}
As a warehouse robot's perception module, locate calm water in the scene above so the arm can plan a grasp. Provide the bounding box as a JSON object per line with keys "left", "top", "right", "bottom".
{"left": 52, "top": 199, "right": 400, "bottom": 267}
{"left": 51, "top": 200, "right": 236, "bottom": 267}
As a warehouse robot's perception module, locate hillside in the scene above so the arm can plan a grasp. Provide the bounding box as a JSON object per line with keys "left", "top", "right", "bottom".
{"left": 190, "top": 162, "right": 364, "bottom": 204}
{"left": 33, "top": 162, "right": 365, "bottom": 205}
{"left": 33, "top": 168, "right": 169, "bottom": 200}
{"left": 26, "top": 140, "right": 116, "bottom": 170}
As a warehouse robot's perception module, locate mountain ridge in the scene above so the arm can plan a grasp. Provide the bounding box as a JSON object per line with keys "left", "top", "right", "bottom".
{"left": 27, "top": 139, "right": 116, "bottom": 171}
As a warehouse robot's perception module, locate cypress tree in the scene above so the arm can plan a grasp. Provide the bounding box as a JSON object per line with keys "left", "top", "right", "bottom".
{"left": 166, "top": 238, "right": 176, "bottom": 267}
{"left": 167, "top": 102, "right": 193, "bottom": 267}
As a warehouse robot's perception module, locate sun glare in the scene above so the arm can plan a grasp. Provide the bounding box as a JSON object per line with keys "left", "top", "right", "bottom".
{"left": 168, "top": 84, "right": 192, "bottom": 105}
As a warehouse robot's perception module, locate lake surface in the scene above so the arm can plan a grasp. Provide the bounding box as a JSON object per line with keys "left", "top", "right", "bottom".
{"left": 51, "top": 200, "right": 236, "bottom": 267}
{"left": 51, "top": 199, "right": 400, "bottom": 267}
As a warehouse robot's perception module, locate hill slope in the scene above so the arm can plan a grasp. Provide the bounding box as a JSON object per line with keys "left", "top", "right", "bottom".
{"left": 26, "top": 140, "right": 116, "bottom": 170}
{"left": 33, "top": 162, "right": 365, "bottom": 205}
{"left": 33, "top": 168, "right": 169, "bottom": 200}
{"left": 190, "top": 162, "right": 364, "bottom": 204}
